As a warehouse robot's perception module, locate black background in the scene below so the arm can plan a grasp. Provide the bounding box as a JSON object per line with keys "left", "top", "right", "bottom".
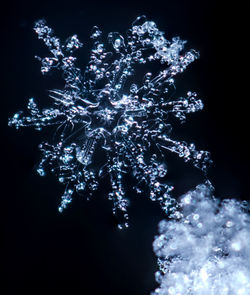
{"left": 1, "top": 0, "right": 250, "bottom": 294}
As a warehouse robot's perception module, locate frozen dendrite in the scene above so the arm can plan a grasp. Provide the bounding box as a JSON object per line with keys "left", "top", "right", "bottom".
{"left": 9, "top": 16, "right": 211, "bottom": 227}
{"left": 152, "top": 183, "right": 250, "bottom": 295}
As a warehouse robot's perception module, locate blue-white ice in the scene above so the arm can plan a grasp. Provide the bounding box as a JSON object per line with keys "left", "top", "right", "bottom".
{"left": 152, "top": 183, "right": 250, "bottom": 295}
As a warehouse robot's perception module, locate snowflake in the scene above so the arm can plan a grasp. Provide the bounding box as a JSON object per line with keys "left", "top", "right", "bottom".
{"left": 152, "top": 183, "right": 250, "bottom": 295}
{"left": 9, "top": 16, "right": 211, "bottom": 228}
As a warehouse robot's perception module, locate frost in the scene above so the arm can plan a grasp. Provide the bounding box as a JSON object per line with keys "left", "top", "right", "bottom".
{"left": 152, "top": 183, "right": 250, "bottom": 295}
{"left": 9, "top": 16, "right": 211, "bottom": 228}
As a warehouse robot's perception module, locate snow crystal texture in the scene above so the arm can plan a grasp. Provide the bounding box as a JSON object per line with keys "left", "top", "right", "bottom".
{"left": 153, "top": 183, "right": 250, "bottom": 295}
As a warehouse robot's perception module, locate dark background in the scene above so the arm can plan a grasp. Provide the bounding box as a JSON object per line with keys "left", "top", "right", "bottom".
{"left": 1, "top": 0, "right": 250, "bottom": 294}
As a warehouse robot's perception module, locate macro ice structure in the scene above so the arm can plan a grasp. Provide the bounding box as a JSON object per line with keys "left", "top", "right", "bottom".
{"left": 9, "top": 16, "right": 211, "bottom": 227}
{"left": 152, "top": 183, "right": 250, "bottom": 295}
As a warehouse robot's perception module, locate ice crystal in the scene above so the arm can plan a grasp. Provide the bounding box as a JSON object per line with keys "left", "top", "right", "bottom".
{"left": 9, "top": 16, "right": 211, "bottom": 227}
{"left": 152, "top": 183, "right": 250, "bottom": 295}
